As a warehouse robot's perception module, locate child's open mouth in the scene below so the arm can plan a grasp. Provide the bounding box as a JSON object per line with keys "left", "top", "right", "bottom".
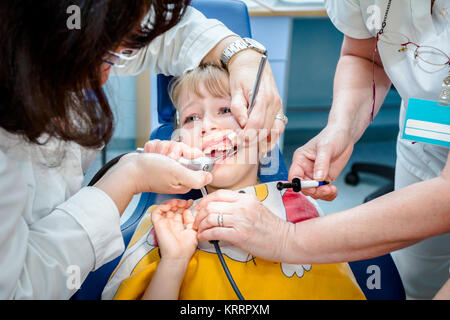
{"left": 203, "top": 134, "right": 238, "bottom": 162}
{"left": 208, "top": 145, "right": 238, "bottom": 160}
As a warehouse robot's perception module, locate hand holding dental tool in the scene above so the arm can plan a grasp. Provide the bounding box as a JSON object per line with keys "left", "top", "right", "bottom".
{"left": 137, "top": 147, "right": 214, "bottom": 196}
{"left": 277, "top": 178, "right": 330, "bottom": 193}
{"left": 137, "top": 148, "right": 214, "bottom": 171}
{"left": 135, "top": 55, "right": 268, "bottom": 190}
{"left": 170, "top": 55, "right": 268, "bottom": 175}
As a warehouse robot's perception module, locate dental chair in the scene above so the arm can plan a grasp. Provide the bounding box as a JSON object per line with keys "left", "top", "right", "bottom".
{"left": 71, "top": 0, "right": 405, "bottom": 300}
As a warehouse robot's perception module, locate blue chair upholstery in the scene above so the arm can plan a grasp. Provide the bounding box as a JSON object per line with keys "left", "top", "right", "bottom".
{"left": 72, "top": 0, "right": 404, "bottom": 300}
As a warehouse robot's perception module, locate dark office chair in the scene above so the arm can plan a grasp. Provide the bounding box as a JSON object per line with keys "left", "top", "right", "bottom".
{"left": 345, "top": 163, "right": 395, "bottom": 202}
{"left": 72, "top": 0, "right": 404, "bottom": 300}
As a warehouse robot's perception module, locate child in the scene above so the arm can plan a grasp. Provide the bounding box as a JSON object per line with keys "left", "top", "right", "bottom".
{"left": 101, "top": 64, "right": 366, "bottom": 300}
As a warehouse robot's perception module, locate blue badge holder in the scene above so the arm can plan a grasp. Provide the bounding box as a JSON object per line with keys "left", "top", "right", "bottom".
{"left": 402, "top": 98, "right": 450, "bottom": 148}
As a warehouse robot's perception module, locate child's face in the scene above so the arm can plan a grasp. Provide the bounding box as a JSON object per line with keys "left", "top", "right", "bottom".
{"left": 176, "top": 83, "right": 259, "bottom": 191}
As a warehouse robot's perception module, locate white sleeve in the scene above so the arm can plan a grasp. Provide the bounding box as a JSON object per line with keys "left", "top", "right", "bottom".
{"left": 0, "top": 152, "right": 124, "bottom": 299}
{"left": 324, "top": 0, "right": 373, "bottom": 39}
{"left": 112, "top": 5, "right": 236, "bottom": 77}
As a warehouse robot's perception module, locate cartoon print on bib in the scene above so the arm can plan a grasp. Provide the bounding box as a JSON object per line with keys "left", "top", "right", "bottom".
{"left": 102, "top": 182, "right": 365, "bottom": 300}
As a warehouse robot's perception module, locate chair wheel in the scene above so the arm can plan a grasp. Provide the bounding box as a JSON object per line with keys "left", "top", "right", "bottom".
{"left": 345, "top": 172, "right": 360, "bottom": 186}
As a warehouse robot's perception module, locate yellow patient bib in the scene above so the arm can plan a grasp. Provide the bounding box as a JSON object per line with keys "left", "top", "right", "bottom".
{"left": 102, "top": 182, "right": 365, "bottom": 300}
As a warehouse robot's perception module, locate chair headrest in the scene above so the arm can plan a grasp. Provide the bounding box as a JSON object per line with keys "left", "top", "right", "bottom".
{"left": 157, "top": 0, "right": 252, "bottom": 124}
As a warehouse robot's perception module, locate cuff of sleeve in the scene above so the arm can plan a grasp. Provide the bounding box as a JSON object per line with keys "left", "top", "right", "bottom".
{"left": 181, "top": 23, "right": 237, "bottom": 71}
{"left": 328, "top": 17, "right": 373, "bottom": 40}
{"left": 325, "top": 1, "right": 373, "bottom": 39}
{"left": 57, "top": 187, "right": 125, "bottom": 271}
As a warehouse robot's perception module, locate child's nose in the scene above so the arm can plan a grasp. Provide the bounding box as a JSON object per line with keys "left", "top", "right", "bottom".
{"left": 201, "top": 116, "right": 218, "bottom": 135}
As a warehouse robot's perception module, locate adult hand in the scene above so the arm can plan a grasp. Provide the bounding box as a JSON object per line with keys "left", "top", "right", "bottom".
{"left": 228, "top": 49, "right": 284, "bottom": 137}
{"left": 202, "top": 36, "right": 285, "bottom": 148}
{"left": 125, "top": 140, "right": 213, "bottom": 194}
{"left": 193, "top": 189, "right": 292, "bottom": 262}
{"left": 288, "top": 124, "right": 354, "bottom": 201}
{"left": 96, "top": 140, "right": 212, "bottom": 214}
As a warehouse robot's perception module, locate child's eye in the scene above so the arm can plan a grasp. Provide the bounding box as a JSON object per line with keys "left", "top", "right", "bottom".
{"left": 183, "top": 115, "right": 201, "bottom": 124}
{"left": 219, "top": 107, "right": 232, "bottom": 115}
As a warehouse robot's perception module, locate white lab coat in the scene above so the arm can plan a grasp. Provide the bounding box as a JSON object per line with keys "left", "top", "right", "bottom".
{"left": 325, "top": 0, "right": 450, "bottom": 299}
{"left": 0, "top": 6, "right": 235, "bottom": 300}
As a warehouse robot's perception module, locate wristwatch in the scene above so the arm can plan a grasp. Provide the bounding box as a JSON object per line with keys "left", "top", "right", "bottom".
{"left": 220, "top": 37, "right": 268, "bottom": 69}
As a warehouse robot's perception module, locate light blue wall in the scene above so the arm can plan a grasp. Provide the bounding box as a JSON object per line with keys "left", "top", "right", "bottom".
{"left": 284, "top": 17, "right": 402, "bottom": 146}
{"left": 103, "top": 75, "right": 137, "bottom": 150}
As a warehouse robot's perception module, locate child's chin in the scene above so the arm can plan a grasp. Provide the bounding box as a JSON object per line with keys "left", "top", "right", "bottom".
{"left": 209, "top": 170, "right": 239, "bottom": 189}
{"left": 208, "top": 178, "right": 235, "bottom": 190}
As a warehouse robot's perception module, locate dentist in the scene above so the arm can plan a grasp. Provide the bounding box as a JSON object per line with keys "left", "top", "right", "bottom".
{"left": 0, "top": 0, "right": 282, "bottom": 299}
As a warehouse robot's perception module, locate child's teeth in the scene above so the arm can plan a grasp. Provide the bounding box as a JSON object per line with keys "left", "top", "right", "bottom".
{"left": 227, "top": 132, "right": 237, "bottom": 141}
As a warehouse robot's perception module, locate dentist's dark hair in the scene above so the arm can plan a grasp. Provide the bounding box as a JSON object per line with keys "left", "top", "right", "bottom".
{"left": 0, "top": 0, "right": 191, "bottom": 148}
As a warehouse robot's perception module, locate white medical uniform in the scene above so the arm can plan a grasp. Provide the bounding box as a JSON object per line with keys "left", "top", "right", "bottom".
{"left": 0, "top": 6, "right": 235, "bottom": 300}
{"left": 325, "top": 0, "right": 450, "bottom": 299}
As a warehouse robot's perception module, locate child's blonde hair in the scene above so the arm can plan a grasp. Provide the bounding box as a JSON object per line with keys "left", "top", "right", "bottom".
{"left": 169, "top": 64, "right": 230, "bottom": 127}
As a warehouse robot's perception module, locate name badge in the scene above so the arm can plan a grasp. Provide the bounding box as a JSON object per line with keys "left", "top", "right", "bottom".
{"left": 402, "top": 98, "right": 450, "bottom": 148}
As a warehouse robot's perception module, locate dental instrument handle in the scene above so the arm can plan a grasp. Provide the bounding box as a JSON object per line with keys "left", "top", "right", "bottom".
{"left": 277, "top": 178, "right": 330, "bottom": 193}
{"left": 137, "top": 148, "right": 215, "bottom": 172}
{"left": 247, "top": 55, "right": 267, "bottom": 116}
{"left": 178, "top": 157, "right": 198, "bottom": 170}
{"left": 178, "top": 156, "right": 215, "bottom": 172}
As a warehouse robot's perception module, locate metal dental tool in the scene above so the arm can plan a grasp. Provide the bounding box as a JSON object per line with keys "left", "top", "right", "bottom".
{"left": 246, "top": 55, "right": 267, "bottom": 116}
{"left": 178, "top": 156, "right": 216, "bottom": 173}
{"left": 178, "top": 156, "right": 216, "bottom": 197}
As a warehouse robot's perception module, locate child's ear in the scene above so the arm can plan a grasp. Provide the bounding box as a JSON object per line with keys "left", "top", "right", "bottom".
{"left": 171, "top": 127, "right": 182, "bottom": 143}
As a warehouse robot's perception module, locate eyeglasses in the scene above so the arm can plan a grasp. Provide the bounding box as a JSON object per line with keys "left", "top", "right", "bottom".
{"left": 103, "top": 48, "right": 139, "bottom": 68}
{"left": 371, "top": 31, "right": 450, "bottom": 121}
{"left": 378, "top": 32, "right": 450, "bottom": 67}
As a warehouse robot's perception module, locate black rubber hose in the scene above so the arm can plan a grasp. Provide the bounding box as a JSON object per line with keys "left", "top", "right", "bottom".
{"left": 211, "top": 240, "right": 245, "bottom": 300}
{"left": 87, "top": 153, "right": 128, "bottom": 186}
